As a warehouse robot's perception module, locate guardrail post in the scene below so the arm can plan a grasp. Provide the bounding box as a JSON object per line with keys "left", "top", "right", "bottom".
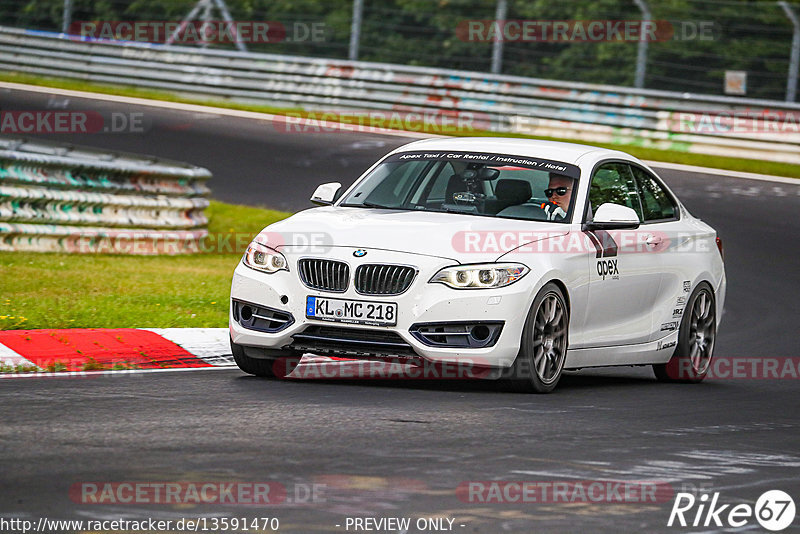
{"left": 61, "top": 0, "right": 73, "bottom": 34}
{"left": 349, "top": 0, "right": 364, "bottom": 61}
{"left": 780, "top": 1, "right": 799, "bottom": 102}
{"left": 633, "top": 0, "right": 651, "bottom": 89}
{"left": 490, "top": 0, "right": 508, "bottom": 75}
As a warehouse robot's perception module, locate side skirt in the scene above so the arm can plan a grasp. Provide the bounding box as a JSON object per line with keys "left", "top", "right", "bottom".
{"left": 565, "top": 331, "right": 680, "bottom": 368}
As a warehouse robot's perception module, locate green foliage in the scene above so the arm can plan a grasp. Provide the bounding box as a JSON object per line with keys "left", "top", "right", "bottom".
{"left": 0, "top": 362, "right": 39, "bottom": 373}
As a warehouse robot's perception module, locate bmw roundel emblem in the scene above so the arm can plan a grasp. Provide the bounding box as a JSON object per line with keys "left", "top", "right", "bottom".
{"left": 353, "top": 249, "right": 367, "bottom": 258}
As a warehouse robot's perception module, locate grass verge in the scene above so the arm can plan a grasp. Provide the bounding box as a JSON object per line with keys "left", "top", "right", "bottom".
{"left": 0, "top": 200, "right": 290, "bottom": 330}
{"left": 2, "top": 71, "right": 799, "bottom": 179}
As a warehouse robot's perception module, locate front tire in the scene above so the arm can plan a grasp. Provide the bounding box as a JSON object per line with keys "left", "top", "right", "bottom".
{"left": 653, "top": 282, "right": 716, "bottom": 383}
{"left": 504, "top": 283, "right": 569, "bottom": 393}
{"left": 230, "top": 338, "right": 301, "bottom": 378}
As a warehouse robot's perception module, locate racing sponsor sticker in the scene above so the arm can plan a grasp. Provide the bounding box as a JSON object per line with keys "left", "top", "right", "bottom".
{"left": 385, "top": 150, "right": 580, "bottom": 179}
{"left": 596, "top": 258, "right": 619, "bottom": 280}
{"left": 657, "top": 339, "right": 677, "bottom": 350}
{"left": 661, "top": 321, "right": 679, "bottom": 331}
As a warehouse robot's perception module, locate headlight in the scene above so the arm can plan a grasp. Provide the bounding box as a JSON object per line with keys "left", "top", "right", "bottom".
{"left": 243, "top": 242, "right": 288, "bottom": 273}
{"left": 430, "top": 263, "right": 529, "bottom": 289}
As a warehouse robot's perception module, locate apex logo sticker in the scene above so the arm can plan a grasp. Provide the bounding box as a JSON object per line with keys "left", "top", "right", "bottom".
{"left": 596, "top": 259, "right": 619, "bottom": 280}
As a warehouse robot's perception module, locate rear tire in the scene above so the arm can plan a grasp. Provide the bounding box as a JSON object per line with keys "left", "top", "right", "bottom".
{"left": 230, "top": 338, "right": 301, "bottom": 378}
{"left": 503, "top": 283, "right": 569, "bottom": 393}
{"left": 653, "top": 282, "right": 716, "bottom": 383}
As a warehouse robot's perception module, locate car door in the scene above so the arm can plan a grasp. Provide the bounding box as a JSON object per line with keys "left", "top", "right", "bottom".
{"left": 579, "top": 161, "right": 662, "bottom": 347}
{"left": 628, "top": 164, "right": 689, "bottom": 341}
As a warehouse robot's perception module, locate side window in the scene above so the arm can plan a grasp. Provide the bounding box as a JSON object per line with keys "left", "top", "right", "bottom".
{"left": 630, "top": 166, "right": 678, "bottom": 221}
{"left": 587, "top": 162, "right": 643, "bottom": 221}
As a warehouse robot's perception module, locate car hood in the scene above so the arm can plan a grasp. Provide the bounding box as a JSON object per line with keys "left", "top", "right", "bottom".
{"left": 256, "top": 207, "right": 570, "bottom": 263}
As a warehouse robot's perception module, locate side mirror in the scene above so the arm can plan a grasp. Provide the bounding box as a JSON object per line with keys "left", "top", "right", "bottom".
{"left": 310, "top": 182, "right": 342, "bottom": 206}
{"left": 585, "top": 203, "right": 640, "bottom": 230}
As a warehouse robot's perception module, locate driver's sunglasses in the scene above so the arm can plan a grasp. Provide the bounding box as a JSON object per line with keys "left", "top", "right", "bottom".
{"left": 545, "top": 187, "right": 570, "bottom": 198}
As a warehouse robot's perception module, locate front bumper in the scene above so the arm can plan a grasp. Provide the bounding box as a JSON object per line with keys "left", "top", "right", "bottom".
{"left": 229, "top": 251, "right": 534, "bottom": 369}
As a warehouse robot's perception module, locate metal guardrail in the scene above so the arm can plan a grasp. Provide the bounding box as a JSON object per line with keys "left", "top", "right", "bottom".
{"left": 0, "top": 25, "right": 799, "bottom": 165}
{"left": 0, "top": 136, "right": 210, "bottom": 254}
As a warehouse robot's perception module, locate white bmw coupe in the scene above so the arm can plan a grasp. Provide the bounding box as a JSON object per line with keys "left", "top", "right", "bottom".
{"left": 230, "top": 138, "right": 726, "bottom": 392}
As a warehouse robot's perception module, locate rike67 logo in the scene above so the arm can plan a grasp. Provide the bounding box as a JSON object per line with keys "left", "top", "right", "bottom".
{"left": 668, "top": 490, "right": 796, "bottom": 531}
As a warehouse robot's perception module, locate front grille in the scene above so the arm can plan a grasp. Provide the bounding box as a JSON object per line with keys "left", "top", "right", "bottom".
{"left": 290, "top": 326, "right": 418, "bottom": 360}
{"left": 354, "top": 264, "right": 416, "bottom": 295}
{"left": 298, "top": 258, "right": 349, "bottom": 292}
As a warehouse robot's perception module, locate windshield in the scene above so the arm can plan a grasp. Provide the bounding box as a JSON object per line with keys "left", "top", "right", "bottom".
{"left": 339, "top": 151, "right": 580, "bottom": 223}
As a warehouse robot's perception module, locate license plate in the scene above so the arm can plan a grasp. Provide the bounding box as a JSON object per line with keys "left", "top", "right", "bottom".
{"left": 306, "top": 296, "right": 397, "bottom": 326}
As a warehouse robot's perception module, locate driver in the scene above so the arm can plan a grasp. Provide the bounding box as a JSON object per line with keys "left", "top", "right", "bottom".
{"left": 542, "top": 173, "right": 575, "bottom": 220}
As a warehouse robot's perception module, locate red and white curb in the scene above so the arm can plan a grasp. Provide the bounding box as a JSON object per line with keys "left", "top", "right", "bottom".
{"left": 0, "top": 328, "right": 475, "bottom": 380}
{"left": 0, "top": 328, "right": 234, "bottom": 377}
{"left": 0, "top": 328, "right": 365, "bottom": 379}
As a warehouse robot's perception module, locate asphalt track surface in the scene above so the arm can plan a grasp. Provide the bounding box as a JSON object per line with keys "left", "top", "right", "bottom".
{"left": 2, "top": 86, "right": 800, "bottom": 533}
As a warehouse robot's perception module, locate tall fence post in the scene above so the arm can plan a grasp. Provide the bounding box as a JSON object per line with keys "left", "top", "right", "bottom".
{"left": 213, "top": 0, "right": 248, "bottom": 53}
{"left": 349, "top": 0, "right": 364, "bottom": 61}
{"left": 633, "top": 0, "right": 650, "bottom": 89}
{"left": 490, "top": 0, "right": 508, "bottom": 75}
{"left": 780, "top": 1, "right": 800, "bottom": 102}
{"left": 61, "top": 0, "right": 73, "bottom": 34}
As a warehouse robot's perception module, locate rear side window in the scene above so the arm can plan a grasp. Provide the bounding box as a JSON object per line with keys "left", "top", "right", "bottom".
{"left": 630, "top": 166, "right": 678, "bottom": 221}
{"left": 587, "top": 162, "right": 644, "bottom": 221}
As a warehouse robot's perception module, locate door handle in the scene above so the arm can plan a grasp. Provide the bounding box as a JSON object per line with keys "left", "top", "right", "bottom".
{"left": 646, "top": 235, "right": 663, "bottom": 246}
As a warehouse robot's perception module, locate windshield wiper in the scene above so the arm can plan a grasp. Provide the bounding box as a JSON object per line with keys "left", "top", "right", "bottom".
{"left": 362, "top": 201, "right": 397, "bottom": 209}
{"left": 341, "top": 201, "right": 407, "bottom": 210}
